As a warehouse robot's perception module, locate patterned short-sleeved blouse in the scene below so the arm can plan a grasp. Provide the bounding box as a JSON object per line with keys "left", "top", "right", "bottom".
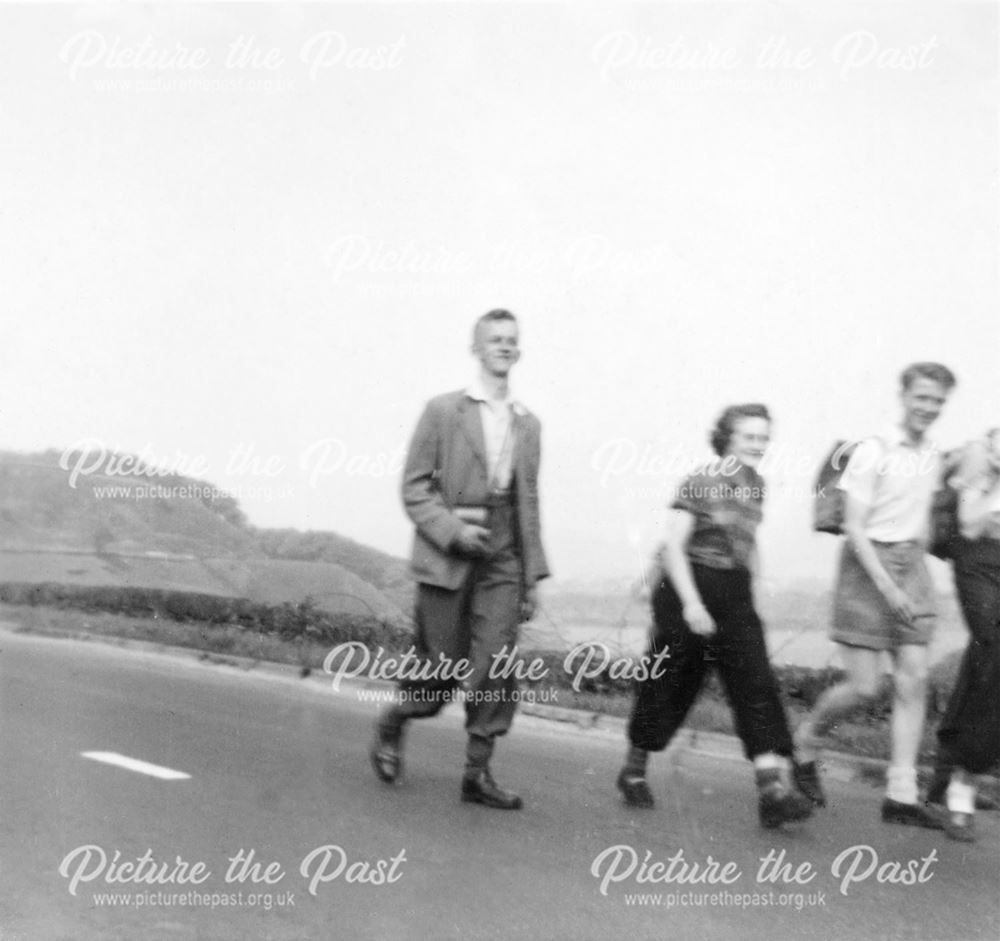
{"left": 671, "top": 460, "right": 766, "bottom": 571}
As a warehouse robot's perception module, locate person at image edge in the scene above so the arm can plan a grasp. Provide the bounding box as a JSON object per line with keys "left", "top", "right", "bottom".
{"left": 924, "top": 426, "right": 1000, "bottom": 841}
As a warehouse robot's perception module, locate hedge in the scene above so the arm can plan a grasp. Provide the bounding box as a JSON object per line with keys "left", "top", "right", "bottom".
{"left": 0, "top": 582, "right": 408, "bottom": 649}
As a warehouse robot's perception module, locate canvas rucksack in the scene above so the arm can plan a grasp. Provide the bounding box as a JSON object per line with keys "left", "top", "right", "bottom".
{"left": 813, "top": 440, "right": 859, "bottom": 535}
{"left": 928, "top": 447, "right": 964, "bottom": 560}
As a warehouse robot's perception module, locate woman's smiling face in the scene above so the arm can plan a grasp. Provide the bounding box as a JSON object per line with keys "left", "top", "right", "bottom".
{"left": 725, "top": 417, "right": 770, "bottom": 469}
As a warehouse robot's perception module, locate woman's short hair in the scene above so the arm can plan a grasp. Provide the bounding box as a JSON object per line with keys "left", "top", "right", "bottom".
{"left": 710, "top": 403, "right": 772, "bottom": 457}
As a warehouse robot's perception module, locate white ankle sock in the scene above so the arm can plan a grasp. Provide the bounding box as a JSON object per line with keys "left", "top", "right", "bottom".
{"left": 947, "top": 778, "right": 975, "bottom": 815}
{"left": 753, "top": 753, "right": 785, "bottom": 771}
{"left": 886, "top": 765, "right": 918, "bottom": 805}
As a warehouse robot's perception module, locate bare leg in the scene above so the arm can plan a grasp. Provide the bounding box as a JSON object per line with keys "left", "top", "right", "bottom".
{"left": 889, "top": 644, "right": 930, "bottom": 771}
{"left": 795, "top": 645, "right": 882, "bottom": 760}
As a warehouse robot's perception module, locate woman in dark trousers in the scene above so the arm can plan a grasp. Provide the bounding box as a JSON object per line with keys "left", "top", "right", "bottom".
{"left": 926, "top": 428, "right": 1000, "bottom": 841}
{"left": 616, "top": 404, "right": 813, "bottom": 828}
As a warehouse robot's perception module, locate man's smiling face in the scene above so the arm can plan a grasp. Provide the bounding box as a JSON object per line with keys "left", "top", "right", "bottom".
{"left": 473, "top": 319, "right": 520, "bottom": 378}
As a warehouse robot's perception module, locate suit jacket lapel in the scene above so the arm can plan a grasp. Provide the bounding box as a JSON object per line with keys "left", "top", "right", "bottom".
{"left": 458, "top": 395, "right": 489, "bottom": 474}
{"left": 509, "top": 409, "right": 524, "bottom": 480}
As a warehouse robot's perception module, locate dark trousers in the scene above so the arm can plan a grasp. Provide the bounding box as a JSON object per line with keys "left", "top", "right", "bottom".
{"left": 392, "top": 504, "right": 522, "bottom": 744}
{"left": 936, "top": 538, "right": 1000, "bottom": 775}
{"left": 627, "top": 565, "right": 794, "bottom": 760}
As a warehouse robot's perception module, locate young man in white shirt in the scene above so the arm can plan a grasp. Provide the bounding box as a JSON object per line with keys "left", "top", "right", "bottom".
{"left": 794, "top": 362, "right": 957, "bottom": 829}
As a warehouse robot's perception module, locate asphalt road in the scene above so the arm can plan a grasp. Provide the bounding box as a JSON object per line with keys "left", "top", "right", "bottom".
{"left": 1, "top": 627, "right": 997, "bottom": 941}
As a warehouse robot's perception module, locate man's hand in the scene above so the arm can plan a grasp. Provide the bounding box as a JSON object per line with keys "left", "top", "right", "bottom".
{"left": 453, "top": 524, "right": 491, "bottom": 557}
{"left": 520, "top": 585, "right": 538, "bottom": 622}
{"left": 683, "top": 601, "right": 715, "bottom": 637}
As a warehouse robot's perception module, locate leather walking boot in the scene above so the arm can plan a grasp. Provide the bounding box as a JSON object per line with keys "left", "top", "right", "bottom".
{"left": 461, "top": 769, "right": 523, "bottom": 810}
{"left": 369, "top": 713, "right": 405, "bottom": 784}
{"left": 791, "top": 759, "right": 827, "bottom": 808}
{"left": 616, "top": 768, "right": 655, "bottom": 809}
{"left": 757, "top": 768, "right": 813, "bottom": 829}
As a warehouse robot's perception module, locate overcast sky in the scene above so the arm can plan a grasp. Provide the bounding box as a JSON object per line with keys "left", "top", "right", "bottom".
{"left": 2, "top": 2, "right": 997, "bottom": 585}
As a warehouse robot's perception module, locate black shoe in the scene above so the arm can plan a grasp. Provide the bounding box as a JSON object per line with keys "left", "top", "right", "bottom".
{"left": 759, "top": 787, "right": 814, "bottom": 829}
{"left": 791, "top": 760, "right": 827, "bottom": 808}
{"left": 369, "top": 718, "right": 403, "bottom": 784}
{"left": 975, "top": 793, "right": 999, "bottom": 812}
{"left": 926, "top": 770, "right": 998, "bottom": 812}
{"left": 882, "top": 798, "right": 945, "bottom": 830}
{"left": 943, "top": 811, "right": 976, "bottom": 843}
{"left": 461, "top": 770, "right": 523, "bottom": 810}
{"left": 616, "top": 769, "right": 655, "bottom": 809}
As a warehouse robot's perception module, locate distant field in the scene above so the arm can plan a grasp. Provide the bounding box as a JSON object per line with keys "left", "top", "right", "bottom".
{"left": 0, "top": 549, "right": 229, "bottom": 595}
{"left": 239, "top": 558, "right": 403, "bottom": 620}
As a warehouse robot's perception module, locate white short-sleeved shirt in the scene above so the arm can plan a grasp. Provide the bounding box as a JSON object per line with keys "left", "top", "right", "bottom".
{"left": 837, "top": 425, "right": 942, "bottom": 543}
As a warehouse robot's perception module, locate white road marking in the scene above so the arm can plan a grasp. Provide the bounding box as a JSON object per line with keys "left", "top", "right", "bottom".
{"left": 80, "top": 751, "right": 191, "bottom": 780}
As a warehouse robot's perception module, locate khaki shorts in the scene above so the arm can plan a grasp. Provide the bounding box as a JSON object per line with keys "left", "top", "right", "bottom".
{"left": 831, "top": 541, "right": 936, "bottom": 650}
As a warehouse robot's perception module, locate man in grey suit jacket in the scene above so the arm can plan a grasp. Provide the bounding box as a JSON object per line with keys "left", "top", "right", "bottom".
{"left": 370, "top": 309, "right": 550, "bottom": 809}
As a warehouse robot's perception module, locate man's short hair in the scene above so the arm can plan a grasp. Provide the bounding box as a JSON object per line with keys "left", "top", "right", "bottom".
{"left": 899, "top": 362, "right": 957, "bottom": 391}
{"left": 709, "top": 403, "right": 771, "bottom": 457}
{"left": 472, "top": 309, "right": 518, "bottom": 344}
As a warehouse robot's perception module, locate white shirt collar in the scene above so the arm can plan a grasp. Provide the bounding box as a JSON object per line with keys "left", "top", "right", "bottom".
{"left": 465, "top": 376, "right": 526, "bottom": 415}
{"left": 883, "top": 422, "right": 937, "bottom": 452}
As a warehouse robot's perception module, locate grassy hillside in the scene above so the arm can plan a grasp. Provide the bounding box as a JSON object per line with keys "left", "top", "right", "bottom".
{"left": 0, "top": 449, "right": 409, "bottom": 623}
{"left": 0, "top": 450, "right": 254, "bottom": 556}
{"left": 253, "top": 528, "right": 414, "bottom": 613}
